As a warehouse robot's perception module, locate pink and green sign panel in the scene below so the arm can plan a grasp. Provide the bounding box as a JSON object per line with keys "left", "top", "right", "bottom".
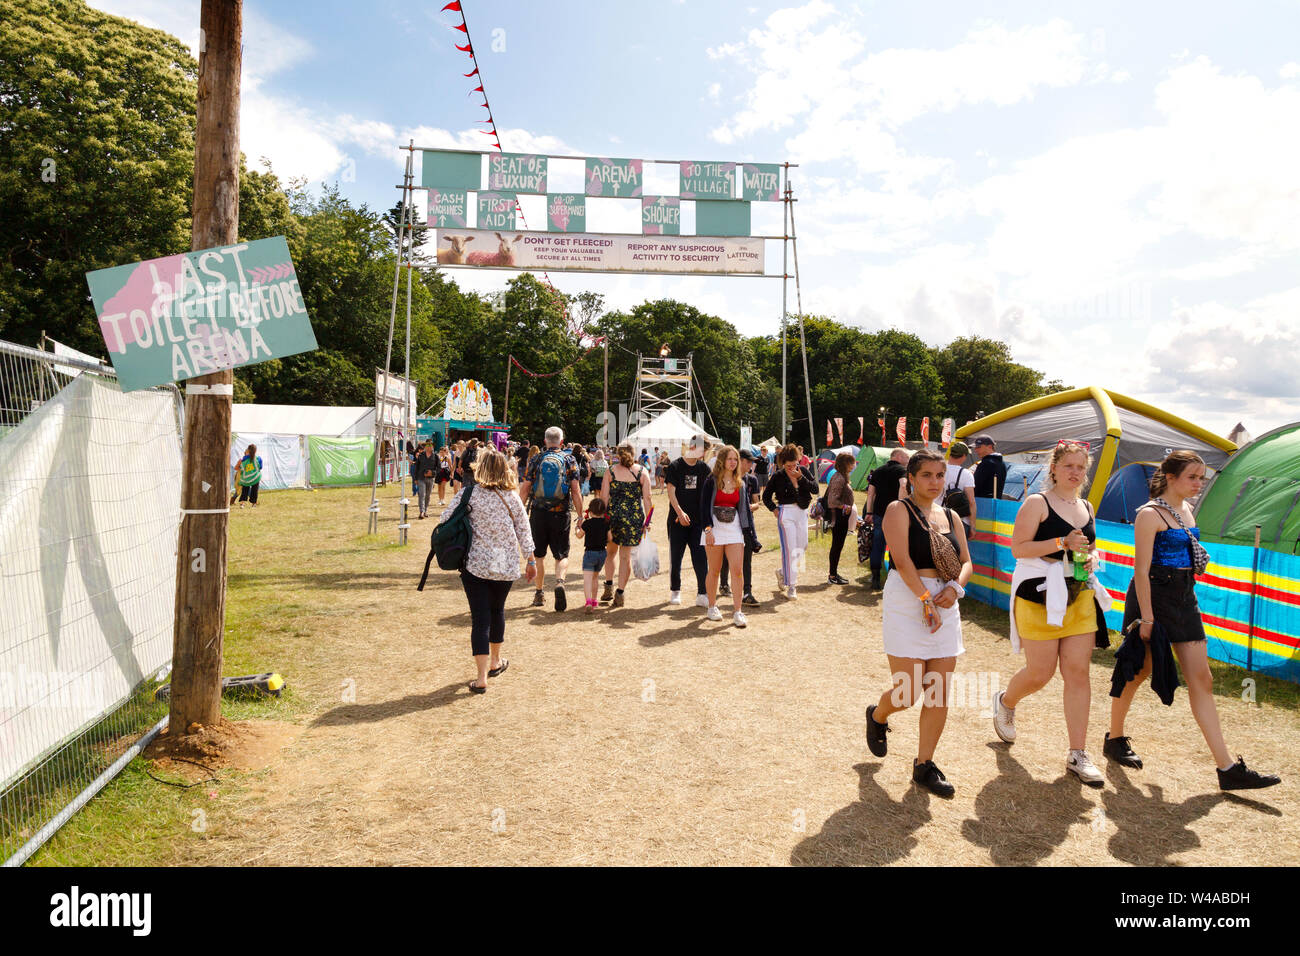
{"left": 427, "top": 188, "right": 468, "bottom": 227}
{"left": 642, "top": 196, "right": 681, "bottom": 235}
{"left": 548, "top": 194, "right": 586, "bottom": 232}
{"left": 585, "top": 157, "right": 643, "bottom": 197}
{"left": 679, "top": 161, "right": 735, "bottom": 199}
{"left": 85, "top": 235, "right": 317, "bottom": 392}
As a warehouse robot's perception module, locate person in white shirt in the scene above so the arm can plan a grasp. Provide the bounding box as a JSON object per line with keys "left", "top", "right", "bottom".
{"left": 943, "top": 441, "right": 977, "bottom": 540}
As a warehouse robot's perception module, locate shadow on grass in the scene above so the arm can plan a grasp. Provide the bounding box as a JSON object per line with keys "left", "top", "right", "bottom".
{"left": 1100, "top": 763, "right": 1281, "bottom": 864}
{"left": 309, "top": 681, "right": 470, "bottom": 727}
{"left": 790, "top": 762, "right": 932, "bottom": 866}
{"left": 960, "top": 742, "right": 1093, "bottom": 865}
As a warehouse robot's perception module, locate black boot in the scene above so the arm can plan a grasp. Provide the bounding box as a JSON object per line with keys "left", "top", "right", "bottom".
{"left": 1218, "top": 756, "right": 1281, "bottom": 791}
{"left": 1103, "top": 732, "right": 1143, "bottom": 769}
{"left": 913, "top": 759, "right": 955, "bottom": 798}
{"left": 870, "top": 570, "right": 883, "bottom": 591}
{"left": 865, "top": 705, "right": 889, "bottom": 757}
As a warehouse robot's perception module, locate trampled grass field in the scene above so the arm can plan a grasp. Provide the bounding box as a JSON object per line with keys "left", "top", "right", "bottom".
{"left": 30, "top": 483, "right": 1299, "bottom": 866}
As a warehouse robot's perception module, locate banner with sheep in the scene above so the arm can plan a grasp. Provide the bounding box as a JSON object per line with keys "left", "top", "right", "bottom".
{"left": 435, "top": 229, "right": 765, "bottom": 275}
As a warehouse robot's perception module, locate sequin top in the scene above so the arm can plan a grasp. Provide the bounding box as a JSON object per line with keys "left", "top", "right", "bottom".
{"left": 1152, "top": 526, "right": 1200, "bottom": 569}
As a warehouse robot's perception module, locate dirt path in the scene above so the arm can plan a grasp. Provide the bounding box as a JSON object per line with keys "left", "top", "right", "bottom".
{"left": 187, "top": 485, "right": 1297, "bottom": 866}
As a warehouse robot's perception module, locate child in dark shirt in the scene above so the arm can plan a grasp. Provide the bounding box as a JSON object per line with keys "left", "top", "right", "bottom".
{"left": 576, "top": 497, "right": 614, "bottom": 614}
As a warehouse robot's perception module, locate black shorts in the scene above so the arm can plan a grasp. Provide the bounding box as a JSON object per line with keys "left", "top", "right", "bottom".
{"left": 530, "top": 508, "right": 571, "bottom": 560}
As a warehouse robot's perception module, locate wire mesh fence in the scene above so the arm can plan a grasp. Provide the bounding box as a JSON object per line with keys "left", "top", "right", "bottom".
{"left": 0, "top": 339, "right": 183, "bottom": 866}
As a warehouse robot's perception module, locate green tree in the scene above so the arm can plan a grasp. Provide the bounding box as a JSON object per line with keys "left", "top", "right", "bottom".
{"left": 0, "top": 0, "right": 197, "bottom": 351}
{"left": 932, "top": 336, "right": 1066, "bottom": 426}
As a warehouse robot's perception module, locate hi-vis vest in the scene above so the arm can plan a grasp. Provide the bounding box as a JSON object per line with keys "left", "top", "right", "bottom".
{"left": 238, "top": 456, "right": 262, "bottom": 486}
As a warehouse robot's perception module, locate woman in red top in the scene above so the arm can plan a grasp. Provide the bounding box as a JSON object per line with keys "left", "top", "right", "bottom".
{"left": 700, "top": 445, "right": 752, "bottom": 627}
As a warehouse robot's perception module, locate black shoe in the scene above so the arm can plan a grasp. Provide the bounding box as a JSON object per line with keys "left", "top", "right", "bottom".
{"left": 870, "top": 572, "right": 883, "bottom": 591}
{"left": 828, "top": 574, "right": 850, "bottom": 585}
{"left": 742, "top": 592, "right": 760, "bottom": 607}
{"left": 1103, "top": 732, "right": 1143, "bottom": 769}
{"left": 531, "top": 589, "right": 545, "bottom": 608}
{"left": 554, "top": 585, "right": 567, "bottom": 612}
{"left": 1218, "top": 756, "right": 1281, "bottom": 791}
{"left": 865, "top": 705, "right": 889, "bottom": 758}
{"left": 913, "top": 760, "right": 955, "bottom": 798}
{"left": 719, "top": 584, "right": 731, "bottom": 597}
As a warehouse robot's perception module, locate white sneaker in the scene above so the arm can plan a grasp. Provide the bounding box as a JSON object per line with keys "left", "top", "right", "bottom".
{"left": 733, "top": 610, "right": 747, "bottom": 628}
{"left": 668, "top": 591, "right": 681, "bottom": 605}
{"left": 706, "top": 605, "right": 723, "bottom": 621}
{"left": 786, "top": 586, "right": 797, "bottom": 600}
{"left": 1067, "top": 749, "right": 1105, "bottom": 788}
{"left": 695, "top": 593, "right": 709, "bottom": 608}
{"left": 993, "top": 691, "right": 1017, "bottom": 743}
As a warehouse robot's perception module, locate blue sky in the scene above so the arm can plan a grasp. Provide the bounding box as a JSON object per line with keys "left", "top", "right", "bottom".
{"left": 91, "top": 0, "right": 1300, "bottom": 437}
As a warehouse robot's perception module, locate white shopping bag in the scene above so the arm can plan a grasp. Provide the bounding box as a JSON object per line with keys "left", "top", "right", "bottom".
{"left": 630, "top": 537, "right": 660, "bottom": 581}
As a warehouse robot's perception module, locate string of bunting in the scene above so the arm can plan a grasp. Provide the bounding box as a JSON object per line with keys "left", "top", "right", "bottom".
{"left": 440, "top": 1, "right": 584, "bottom": 339}
{"left": 509, "top": 337, "right": 606, "bottom": 378}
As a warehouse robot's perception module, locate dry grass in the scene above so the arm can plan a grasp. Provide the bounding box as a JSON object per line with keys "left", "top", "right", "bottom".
{"left": 50, "top": 483, "right": 1300, "bottom": 865}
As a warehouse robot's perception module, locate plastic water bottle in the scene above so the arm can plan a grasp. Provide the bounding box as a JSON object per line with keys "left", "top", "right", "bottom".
{"left": 1072, "top": 548, "right": 1089, "bottom": 582}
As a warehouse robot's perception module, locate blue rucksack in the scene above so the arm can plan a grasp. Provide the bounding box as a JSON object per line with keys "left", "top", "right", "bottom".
{"left": 532, "top": 450, "right": 570, "bottom": 509}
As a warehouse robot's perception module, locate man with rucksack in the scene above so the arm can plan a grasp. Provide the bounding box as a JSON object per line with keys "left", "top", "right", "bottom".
{"left": 753, "top": 445, "right": 770, "bottom": 493}
{"left": 519, "top": 426, "right": 583, "bottom": 612}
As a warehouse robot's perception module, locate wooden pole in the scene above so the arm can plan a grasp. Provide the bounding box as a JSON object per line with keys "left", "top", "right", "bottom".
{"left": 503, "top": 355, "right": 512, "bottom": 425}
{"left": 603, "top": 337, "right": 609, "bottom": 440}
{"left": 168, "top": 0, "right": 241, "bottom": 734}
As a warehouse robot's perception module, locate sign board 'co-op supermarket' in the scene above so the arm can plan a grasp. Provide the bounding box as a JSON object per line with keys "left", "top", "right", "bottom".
{"left": 85, "top": 236, "right": 317, "bottom": 392}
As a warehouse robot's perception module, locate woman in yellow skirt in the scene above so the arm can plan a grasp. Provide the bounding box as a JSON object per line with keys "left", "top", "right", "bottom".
{"left": 992, "top": 441, "right": 1110, "bottom": 786}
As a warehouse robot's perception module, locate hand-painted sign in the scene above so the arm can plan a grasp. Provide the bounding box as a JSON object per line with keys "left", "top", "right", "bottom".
{"left": 477, "top": 192, "right": 516, "bottom": 230}
{"left": 435, "top": 229, "right": 764, "bottom": 275}
{"left": 85, "top": 236, "right": 316, "bottom": 391}
{"left": 548, "top": 194, "right": 586, "bottom": 233}
{"left": 427, "top": 188, "right": 468, "bottom": 227}
{"left": 741, "top": 163, "right": 781, "bottom": 201}
{"left": 585, "top": 157, "right": 643, "bottom": 197}
{"left": 488, "top": 153, "right": 547, "bottom": 193}
{"left": 642, "top": 196, "right": 681, "bottom": 235}
{"left": 680, "top": 161, "right": 735, "bottom": 199}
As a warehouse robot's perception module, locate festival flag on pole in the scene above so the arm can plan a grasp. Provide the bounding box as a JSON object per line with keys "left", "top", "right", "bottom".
{"left": 896, "top": 417, "right": 907, "bottom": 446}
{"left": 857, "top": 417, "right": 864, "bottom": 444}
{"left": 941, "top": 418, "right": 955, "bottom": 448}
{"left": 826, "top": 420, "right": 833, "bottom": 447}
{"left": 878, "top": 415, "right": 886, "bottom": 445}
{"left": 834, "top": 418, "right": 843, "bottom": 446}
{"left": 921, "top": 417, "right": 930, "bottom": 448}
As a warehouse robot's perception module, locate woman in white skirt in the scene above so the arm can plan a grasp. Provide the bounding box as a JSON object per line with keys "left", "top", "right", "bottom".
{"left": 865, "top": 448, "right": 972, "bottom": 797}
{"left": 700, "top": 445, "right": 752, "bottom": 627}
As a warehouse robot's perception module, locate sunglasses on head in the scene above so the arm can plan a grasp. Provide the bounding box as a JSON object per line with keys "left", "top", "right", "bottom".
{"left": 1056, "top": 438, "right": 1092, "bottom": 450}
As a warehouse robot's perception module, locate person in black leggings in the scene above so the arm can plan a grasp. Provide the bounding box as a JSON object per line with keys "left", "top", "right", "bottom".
{"left": 827, "top": 452, "right": 857, "bottom": 584}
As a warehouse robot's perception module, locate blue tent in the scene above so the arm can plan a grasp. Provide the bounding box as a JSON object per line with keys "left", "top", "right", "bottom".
{"left": 1097, "top": 462, "right": 1156, "bottom": 524}
{"left": 1002, "top": 464, "right": 1046, "bottom": 501}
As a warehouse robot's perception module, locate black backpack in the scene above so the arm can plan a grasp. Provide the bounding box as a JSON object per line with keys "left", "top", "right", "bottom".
{"left": 942, "top": 468, "right": 971, "bottom": 518}
{"left": 418, "top": 486, "right": 473, "bottom": 590}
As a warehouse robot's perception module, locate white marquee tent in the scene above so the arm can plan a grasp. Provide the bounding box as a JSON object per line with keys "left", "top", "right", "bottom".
{"left": 230, "top": 404, "right": 377, "bottom": 490}
{"left": 623, "top": 407, "right": 720, "bottom": 453}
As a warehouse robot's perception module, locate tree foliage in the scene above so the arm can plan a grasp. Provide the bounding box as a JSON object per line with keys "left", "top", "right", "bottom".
{"left": 0, "top": 0, "right": 197, "bottom": 351}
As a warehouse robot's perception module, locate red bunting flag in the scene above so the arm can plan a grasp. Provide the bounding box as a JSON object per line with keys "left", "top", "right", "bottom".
{"left": 454, "top": 22, "right": 468, "bottom": 32}
{"left": 878, "top": 416, "right": 886, "bottom": 445}
{"left": 441, "top": 1, "right": 461, "bottom": 10}
{"left": 834, "top": 418, "right": 843, "bottom": 445}
{"left": 896, "top": 417, "right": 907, "bottom": 446}
{"left": 456, "top": 42, "right": 472, "bottom": 52}
{"left": 464, "top": 67, "right": 479, "bottom": 77}
{"left": 826, "top": 420, "right": 832, "bottom": 446}
{"left": 472, "top": 85, "right": 484, "bottom": 92}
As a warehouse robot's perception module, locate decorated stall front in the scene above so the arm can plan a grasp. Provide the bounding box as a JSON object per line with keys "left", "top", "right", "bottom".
{"left": 424, "top": 377, "right": 508, "bottom": 449}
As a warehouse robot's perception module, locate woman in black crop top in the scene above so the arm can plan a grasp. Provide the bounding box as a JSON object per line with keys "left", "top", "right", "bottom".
{"left": 995, "top": 441, "right": 1108, "bottom": 787}
{"left": 865, "top": 449, "right": 972, "bottom": 798}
